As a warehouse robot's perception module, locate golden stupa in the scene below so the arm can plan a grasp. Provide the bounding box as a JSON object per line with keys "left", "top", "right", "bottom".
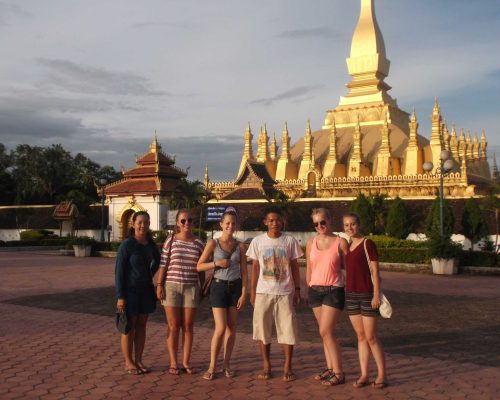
{"left": 205, "top": 0, "right": 492, "bottom": 202}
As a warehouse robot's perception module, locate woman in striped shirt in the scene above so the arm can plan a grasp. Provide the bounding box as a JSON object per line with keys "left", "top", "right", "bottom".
{"left": 156, "top": 209, "right": 205, "bottom": 375}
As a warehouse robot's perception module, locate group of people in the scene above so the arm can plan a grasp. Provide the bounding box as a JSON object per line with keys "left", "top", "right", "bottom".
{"left": 115, "top": 206, "right": 387, "bottom": 389}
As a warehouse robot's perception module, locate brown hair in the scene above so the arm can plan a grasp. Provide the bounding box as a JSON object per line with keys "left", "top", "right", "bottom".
{"left": 174, "top": 209, "right": 192, "bottom": 233}
{"left": 128, "top": 211, "right": 154, "bottom": 242}
{"left": 342, "top": 212, "right": 361, "bottom": 225}
{"left": 220, "top": 210, "right": 237, "bottom": 223}
{"left": 311, "top": 207, "right": 331, "bottom": 221}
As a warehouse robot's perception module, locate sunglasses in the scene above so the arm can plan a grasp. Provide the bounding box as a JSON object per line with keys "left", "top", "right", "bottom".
{"left": 180, "top": 218, "right": 193, "bottom": 225}
{"left": 313, "top": 220, "right": 327, "bottom": 228}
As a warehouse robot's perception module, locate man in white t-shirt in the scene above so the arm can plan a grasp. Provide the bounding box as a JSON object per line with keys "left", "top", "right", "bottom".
{"left": 246, "top": 207, "right": 303, "bottom": 382}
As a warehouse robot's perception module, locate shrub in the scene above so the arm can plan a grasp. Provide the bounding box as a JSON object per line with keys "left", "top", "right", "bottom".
{"left": 425, "top": 197, "right": 455, "bottom": 237}
{"left": 20, "top": 229, "right": 57, "bottom": 241}
{"left": 386, "top": 197, "right": 412, "bottom": 239}
{"left": 461, "top": 198, "right": 488, "bottom": 249}
{"left": 192, "top": 228, "right": 207, "bottom": 241}
{"left": 350, "top": 193, "right": 375, "bottom": 235}
{"left": 426, "top": 233, "right": 462, "bottom": 259}
{"left": 370, "top": 235, "right": 427, "bottom": 248}
{"left": 152, "top": 230, "right": 167, "bottom": 244}
{"left": 458, "top": 250, "right": 498, "bottom": 267}
{"left": 69, "top": 236, "right": 96, "bottom": 247}
{"left": 377, "top": 248, "right": 429, "bottom": 264}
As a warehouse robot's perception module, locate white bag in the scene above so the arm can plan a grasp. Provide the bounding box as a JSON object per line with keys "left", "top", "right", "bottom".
{"left": 364, "top": 239, "right": 392, "bottom": 319}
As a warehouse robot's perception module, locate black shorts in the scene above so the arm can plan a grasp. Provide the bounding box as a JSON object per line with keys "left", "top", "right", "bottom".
{"left": 308, "top": 286, "right": 345, "bottom": 310}
{"left": 210, "top": 278, "right": 242, "bottom": 308}
{"left": 125, "top": 286, "right": 156, "bottom": 317}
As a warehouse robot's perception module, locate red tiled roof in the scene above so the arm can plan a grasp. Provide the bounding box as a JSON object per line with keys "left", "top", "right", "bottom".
{"left": 105, "top": 179, "right": 159, "bottom": 195}
{"left": 52, "top": 201, "right": 79, "bottom": 220}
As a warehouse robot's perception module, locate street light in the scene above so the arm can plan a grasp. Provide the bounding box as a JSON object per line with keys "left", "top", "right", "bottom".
{"left": 423, "top": 150, "right": 454, "bottom": 236}
{"left": 98, "top": 178, "right": 107, "bottom": 242}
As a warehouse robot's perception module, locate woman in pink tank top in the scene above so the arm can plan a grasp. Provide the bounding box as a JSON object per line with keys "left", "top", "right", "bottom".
{"left": 306, "top": 208, "right": 349, "bottom": 386}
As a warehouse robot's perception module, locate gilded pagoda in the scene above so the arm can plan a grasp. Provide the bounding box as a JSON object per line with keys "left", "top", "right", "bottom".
{"left": 205, "top": 0, "right": 492, "bottom": 202}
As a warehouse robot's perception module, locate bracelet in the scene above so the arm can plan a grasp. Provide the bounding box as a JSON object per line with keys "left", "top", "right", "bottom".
{"left": 156, "top": 283, "right": 164, "bottom": 287}
{"left": 213, "top": 260, "right": 217, "bottom": 268}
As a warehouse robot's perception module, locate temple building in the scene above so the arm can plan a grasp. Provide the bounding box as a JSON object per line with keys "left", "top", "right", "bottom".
{"left": 205, "top": 0, "right": 492, "bottom": 203}
{"left": 102, "top": 137, "right": 187, "bottom": 240}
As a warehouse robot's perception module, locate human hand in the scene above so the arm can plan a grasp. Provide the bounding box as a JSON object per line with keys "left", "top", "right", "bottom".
{"left": 371, "top": 295, "right": 380, "bottom": 309}
{"left": 216, "top": 259, "right": 231, "bottom": 269}
{"left": 117, "top": 298, "right": 126, "bottom": 313}
{"left": 156, "top": 285, "right": 165, "bottom": 300}
{"left": 236, "top": 295, "right": 246, "bottom": 310}
{"left": 294, "top": 291, "right": 301, "bottom": 306}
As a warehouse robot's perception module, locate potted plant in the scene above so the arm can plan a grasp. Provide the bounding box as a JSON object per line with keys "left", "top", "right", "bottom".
{"left": 427, "top": 233, "right": 462, "bottom": 275}
{"left": 69, "top": 236, "right": 96, "bottom": 257}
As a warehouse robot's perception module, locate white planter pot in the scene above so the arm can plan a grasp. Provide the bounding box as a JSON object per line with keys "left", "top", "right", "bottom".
{"left": 431, "top": 258, "right": 458, "bottom": 275}
{"left": 73, "top": 245, "right": 92, "bottom": 257}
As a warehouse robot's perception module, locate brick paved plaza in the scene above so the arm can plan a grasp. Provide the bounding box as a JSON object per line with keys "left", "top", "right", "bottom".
{"left": 1, "top": 251, "right": 499, "bottom": 399}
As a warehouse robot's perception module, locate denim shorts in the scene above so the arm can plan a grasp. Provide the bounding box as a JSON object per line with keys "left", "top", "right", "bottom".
{"left": 209, "top": 278, "right": 242, "bottom": 308}
{"left": 125, "top": 286, "right": 156, "bottom": 316}
{"left": 308, "top": 285, "right": 345, "bottom": 310}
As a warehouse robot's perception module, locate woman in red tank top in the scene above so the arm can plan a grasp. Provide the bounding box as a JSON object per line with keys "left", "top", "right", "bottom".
{"left": 343, "top": 213, "right": 387, "bottom": 389}
{"left": 306, "top": 208, "right": 349, "bottom": 386}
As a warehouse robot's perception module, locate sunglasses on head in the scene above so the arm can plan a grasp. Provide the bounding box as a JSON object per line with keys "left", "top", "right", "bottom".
{"left": 180, "top": 218, "right": 193, "bottom": 225}
{"left": 313, "top": 220, "right": 327, "bottom": 228}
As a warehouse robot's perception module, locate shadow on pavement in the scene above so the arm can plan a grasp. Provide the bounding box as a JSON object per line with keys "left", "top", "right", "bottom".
{"left": 3, "top": 287, "right": 500, "bottom": 367}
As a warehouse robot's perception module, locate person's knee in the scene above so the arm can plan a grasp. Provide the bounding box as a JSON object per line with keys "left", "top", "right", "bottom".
{"left": 182, "top": 322, "right": 194, "bottom": 334}
{"left": 214, "top": 324, "right": 226, "bottom": 337}
{"left": 366, "top": 333, "right": 378, "bottom": 346}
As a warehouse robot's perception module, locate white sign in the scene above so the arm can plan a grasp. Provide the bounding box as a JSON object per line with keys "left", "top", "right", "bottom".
{"left": 167, "top": 210, "right": 178, "bottom": 226}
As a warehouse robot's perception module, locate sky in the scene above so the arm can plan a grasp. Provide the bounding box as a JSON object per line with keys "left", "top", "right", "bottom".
{"left": 0, "top": 0, "right": 499, "bottom": 182}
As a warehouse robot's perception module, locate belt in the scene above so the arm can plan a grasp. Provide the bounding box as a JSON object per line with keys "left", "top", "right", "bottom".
{"left": 214, "top": 278, "right": 241, "bottom": 285}
{"left": 310, "top": 285, "right": 342, "bottom": 293}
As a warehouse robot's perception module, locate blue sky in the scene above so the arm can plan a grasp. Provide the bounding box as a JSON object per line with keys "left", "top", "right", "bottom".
{"left": 0, "top": 0, "right": 499, "bottom": 181}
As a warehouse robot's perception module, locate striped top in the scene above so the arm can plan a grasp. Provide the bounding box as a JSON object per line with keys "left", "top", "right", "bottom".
{"left": 160, "top": 236, "right": 205, "bottom": 285}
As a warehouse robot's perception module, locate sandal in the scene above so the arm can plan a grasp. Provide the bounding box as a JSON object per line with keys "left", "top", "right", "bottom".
{"left": 314, "top": 368, "right": 332, "bottom": 381}
{"left": 352, "top": 378, "right": 369, "bottom": 388}
{"left": 283, "top": 371, "right": 297, "bottom": 382}
{"left": 168, "top": 367, "right": 180, "bottom": 375}
{"left": 180, "top": 366, "right": 197, "bottom": 375}
{"left": 322, "top": 372, "right": 345, "bottom": 386}
{"left": 136, "top": 363, "right": 150, "bottom": 374}
{"left": 257, "top": 370, "right": 272, "bottom": 380}
{"left": 202, "top": 370, "right": 216, "bottom": 380}
{"left": 126, "top": 368, "right": 142, "bottom": 375}
{"left": 372, "top": 381, "right": 388, "bottom": 389}
{"left": 222, "top": 368, "right": 235, "bottom": 378}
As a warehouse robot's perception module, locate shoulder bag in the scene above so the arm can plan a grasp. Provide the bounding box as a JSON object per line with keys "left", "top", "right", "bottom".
{"left": 201, "top": 239, "right": 239, "bottom": 298}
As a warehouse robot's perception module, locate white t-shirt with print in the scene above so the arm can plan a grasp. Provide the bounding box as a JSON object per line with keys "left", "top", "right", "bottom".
{"left": 246, "top": 232, "right": 303, "bottom": 295}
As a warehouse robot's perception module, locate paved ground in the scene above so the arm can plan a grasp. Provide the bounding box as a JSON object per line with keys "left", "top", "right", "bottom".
{"left": 1, "top": 251, "right": 499, "bottom": 399}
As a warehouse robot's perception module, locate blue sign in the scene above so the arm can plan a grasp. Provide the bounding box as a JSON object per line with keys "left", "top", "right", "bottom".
{"left": 206, "top": 206, "right": 234, "bottom": 221}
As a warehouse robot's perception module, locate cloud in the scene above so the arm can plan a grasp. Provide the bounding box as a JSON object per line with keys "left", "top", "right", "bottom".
{"left": 276, "top": 27, "right": 340, "bottom": 40}
{"left": 37, "top": 58, "right": 169, "bottom": 96}
{"left": 250, "top": 85, "right": 324, "bottom": 106}
{"left": 0, "top": 2, "right": 31, "bottom": 25}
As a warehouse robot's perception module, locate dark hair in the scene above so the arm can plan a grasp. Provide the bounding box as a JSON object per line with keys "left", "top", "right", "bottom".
{"left": 220, "top": 210, "right": 237, "bottom": 223}
{"left": 342, "top": 212, "right": 361, "bottom": 225}
{"left": 128, "top": 211, "right": 154, "bottom": 242}
{"left": 263, "top": 205, "right": 282, "bottom": 218}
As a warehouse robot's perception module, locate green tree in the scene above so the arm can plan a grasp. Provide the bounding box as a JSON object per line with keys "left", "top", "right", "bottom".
{"left": 265, "top": 191, "right": 296, "bottom": 230}
{"left": 461, "top": 198, "right": 488, "bottom": 250}
{"left": 481, "top": 183, "right": 500, "bottom": 251}
{"left": 424, "top": 196, "right": 455, "bottom": 237}
{"left": 368, "top": 194, "right": 388, "bottom": 234}
{"left": 0, "top": 144, "right": 15, "bottom": 205}
{"left": 350, "top": 193, "right": 375, "bottom": 235}
{"left": 386, "top": 197, "right": 412, "bottom": 239}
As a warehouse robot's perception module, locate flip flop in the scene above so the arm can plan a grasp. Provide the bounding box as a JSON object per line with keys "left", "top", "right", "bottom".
{"left": 222, "top": 368, "right": 235, "bottom": 378}
{"left": 314, "top": 368, "right": 332, "bottom": 381}
{"left": 137, "top": 363, "right": 150, "bottom": 374}
{"left": 257, "top": 370, "right": 272, "bottom": 380}
{"left": 168, "top": 367, "right": 180, "bottom": 375}
{"left": 372, "top": 381, "right": 388, "bottom": 389}
{"left": 180, "top": 366, "right": 197, "bottom": 375}
{"left": 203, "top": 370, "right": 216, "bottom": 380}
{"left": 283, "top": 371, "right": 297, "bottom": 382}
{"left": 352, "top": 379, "right": 369, "bottom": 388}
{"left": 126, "top": 368, "right": 142, "bottom": 375}
{"left": 322, "top": 372, "right": 345, "bottom": 386}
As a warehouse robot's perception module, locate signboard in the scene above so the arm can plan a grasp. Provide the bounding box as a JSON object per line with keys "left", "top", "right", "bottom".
{"left": 167, "top": 210, "right": 178, "bottom": 226}
{"left": 206, "top": 206, "right": 227, "bottom": 222}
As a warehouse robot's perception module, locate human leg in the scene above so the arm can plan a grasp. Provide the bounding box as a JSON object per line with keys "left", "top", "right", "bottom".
{"left": 181, "top": 307, "right": 197, "bottom": 372}
{"left": 121, "top": 315, "right": 138, "bottom": 372}
{"left": 207, "top": 307, "right": 227, "bottom": 373}
{"left": 253, "top": 294, "right": 274, "bottom": 377}
{"left": 258, "top": 341, "right": 272, "bottom": 379}
{"left": 134, "top": 314, "right": 149, "bottom": 372}
{"left": 349, "top": 314, "right": 369, "bottom": 384}
{"left": 222, "top": 307, "right": 238, "bottom": 374}
{"left": 165, "top": 306, "right": 182, "bottom": 372}
{"left": 318, "top": 305, "right": 343, "bottom": 374}
{"left": 362, "top": 316, "right": 386, "bottom": 384}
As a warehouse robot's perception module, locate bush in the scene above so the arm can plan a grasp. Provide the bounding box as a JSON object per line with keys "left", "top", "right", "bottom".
{"left": 386, "top": 197, "right": 412, "bottom": 239}
{"left": 425, "top": 197, "right": 455, "bottom": 237}
{"left": 378, "top": 248, "right": 429, "bottom": 264}
{"left": 461, "top": 198, "right": 488, "bottom": 248}
{"left": 20, "top": 229, "right": 57, "bottom": 241}
{"left": 370, "top": 235, "right": 427, "bottom": 249}
{"left": 459, "top": 250, "right": 498, "bottom": 267}
{"left": 192, "top": 228, "right": 207, "bottom": 241}
{"left": 350, "top": 193, "right": 375, "bottom": 235}
{"left": 94, "top": 241, "right": 122, "bottom": 251}
{"left": 5, "top": 239, "right": 70, "bottom": 247}
{"left": 426, "top": 234, "right": 462, "bottom": 259}
{"left": 69, "top": 236, "right": 96, "bottom": 247}
{"left": 152, "top": 230, "right": 167, "bottom": 244}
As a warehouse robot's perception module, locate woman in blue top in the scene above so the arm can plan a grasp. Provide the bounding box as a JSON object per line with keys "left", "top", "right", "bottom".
{"left": 197, "top": 210, "right": 247, "bottom": 380}
{"left": 115, "top": 211, "right": 160, "bottom": 375}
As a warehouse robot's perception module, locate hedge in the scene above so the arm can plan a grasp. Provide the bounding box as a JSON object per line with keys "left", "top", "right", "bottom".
{"left": 378, "top": 248, "right": 429, "bottom": 264}
{"left": 459, "top": 250, "right": 498, "bottom": 267}
{"left": 370, "top": 235, "right": 428, "bottom": 249}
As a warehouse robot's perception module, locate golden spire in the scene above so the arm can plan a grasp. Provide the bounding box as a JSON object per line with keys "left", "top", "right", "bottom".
{"left": 237, "top": 122, "right": 254, "bottom": 178}
{"left": 339, "top": 0, "right": 394, "bottom": 107}
{"left": 270, "top": 132, "right": 278, "bottom": 160}
{"left": 430, "top": 99, "right": 442, "bottom": 173}
{"left": 480, "top": 129, "right": 487, "bottom": 160}
{"left": 279, "top": 121, "right": 291, "bottom": 161}
{"left": 327, "top": 117, "right": 338, "bottom": 161}
{"left": 256, "top": 124, "right": 269, "bottom": 162}
{"left": 299, "top": 120, "right": 314, "bottom": 178}
{"left": 466, "top": 130, "right": 473, "bottom": 160}
{"left": 348, "top": 115, "right": 363, "bottom": 177}
{"left": 450, "top": 124, "right": 459, "bottom": 161}
{"left": 203, "top": 164, "right": 209, "bottom": 187}
{"left": 149, "top": 133, "right": 161, "bottom": 153}
{"left": 379, "top": 110, "right": 391, "bottom": 154}
{"left": 458, "top": 128, "right": 466, "bottom": 161}
{"left": 408, "top": 108, "right": 418, "bottom": 147}
{"left": 442, "top": 122, "right": 450, "bottom": 152}
{"left": 472, "top": 132, "right": 480, "bottom": 160}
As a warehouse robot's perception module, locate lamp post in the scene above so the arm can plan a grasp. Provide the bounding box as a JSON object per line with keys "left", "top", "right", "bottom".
{"left": 423, "top": 150, "right": 454, "bottom": 236}
{"left": 98, "top": 178, "right": 107, "bottom": 242}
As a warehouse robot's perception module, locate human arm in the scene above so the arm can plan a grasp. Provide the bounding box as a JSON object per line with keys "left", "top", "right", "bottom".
{"left": 250, "top": 259, "right": 259, "bottom": 307}
{"left": 338, "top": 237, "right": 349, "bottom": 270}
{"left": 305, "top": 238, "right": 313, "bottom": 286}
{"left": 196, "top": 240, "right": 226, "bottom": 271}
{"left": 155, "top": 236, "right": 173, "bottom": 300}
{"left": 366, "top": 239, "right": 381, "bottom": 309}
{"left": 237, "top": 242, "right": 247, "bottom": 310}
{"left": 290, "top": 258, "right": 301, "bottom": 306}
{"left": 115, "top": 242, "right": 128, "bottom": 312}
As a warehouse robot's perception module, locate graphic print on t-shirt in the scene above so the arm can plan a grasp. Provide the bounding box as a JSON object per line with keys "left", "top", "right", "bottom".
{"left": 261, "top": 246, "right": 288, "bottom": 281}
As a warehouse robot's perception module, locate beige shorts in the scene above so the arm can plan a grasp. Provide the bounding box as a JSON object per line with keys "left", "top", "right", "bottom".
{"left": 253, "top": 293, "right": 298, "bottom": 345}
{"left": 161, "top": 282, "right": 200, "bottom": 308}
